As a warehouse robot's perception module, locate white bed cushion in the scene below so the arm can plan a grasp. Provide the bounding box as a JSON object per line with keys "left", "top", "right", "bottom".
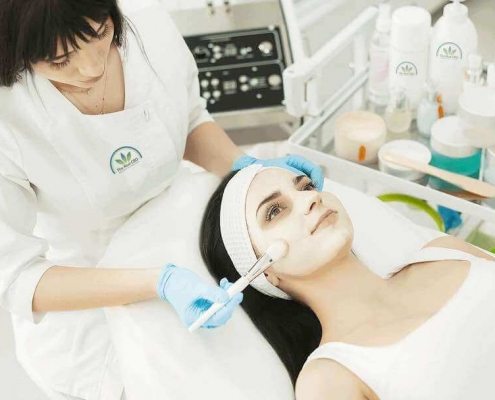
{"left": 98, "top": 168, "right": 443, "bottom": 400}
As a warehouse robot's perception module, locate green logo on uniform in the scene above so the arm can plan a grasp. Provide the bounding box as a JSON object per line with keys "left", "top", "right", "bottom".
{"left": 110, "top": 146, "right": 143, "bottom": 174}
{"left": 436, "top": 42, "right": 462, "bottom": 60}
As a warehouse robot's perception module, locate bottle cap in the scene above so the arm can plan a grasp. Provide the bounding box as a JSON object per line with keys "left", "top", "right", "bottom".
{"left": 430, "top": 116, "right": 478, "bottom": 158}
{"left": 391, "top": 6, "right": 431, "bottom": 52}
{"left": 444, "top": 0, "right": 468, "bottom": 23}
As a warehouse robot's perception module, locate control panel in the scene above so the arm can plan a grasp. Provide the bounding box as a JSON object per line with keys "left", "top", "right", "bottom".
{"left": 184, "top": 27, "right": 287, "bottom": 113}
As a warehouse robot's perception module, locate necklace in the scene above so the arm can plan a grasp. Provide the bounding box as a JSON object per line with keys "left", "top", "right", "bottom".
{"left": 61, "top": 70, "right": 109, "bottom": 115}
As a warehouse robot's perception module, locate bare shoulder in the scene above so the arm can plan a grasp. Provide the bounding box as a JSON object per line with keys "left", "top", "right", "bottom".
{"left": 296, "top": 358, "right": 370, "bottom": 400}
{"left": 423, "top": 235, "right": 495, "bottom": 261}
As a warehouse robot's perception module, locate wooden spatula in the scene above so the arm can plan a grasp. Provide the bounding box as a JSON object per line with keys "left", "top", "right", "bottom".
{"left": 381, "top": 151, "right": 495, "bottom": 199}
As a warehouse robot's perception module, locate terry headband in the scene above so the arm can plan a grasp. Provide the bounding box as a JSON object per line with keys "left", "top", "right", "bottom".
{"left": 220, "top": 164, "right": 291, "bottom": 300}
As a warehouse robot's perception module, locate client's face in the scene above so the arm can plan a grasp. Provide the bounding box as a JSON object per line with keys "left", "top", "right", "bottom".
{"left": 245, "top": 169, "right": 354, "bottom": 279}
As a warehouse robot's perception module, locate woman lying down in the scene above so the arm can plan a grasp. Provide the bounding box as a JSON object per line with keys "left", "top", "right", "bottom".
{"left": 200, "top": 164, "right": 495, "bottom": 400}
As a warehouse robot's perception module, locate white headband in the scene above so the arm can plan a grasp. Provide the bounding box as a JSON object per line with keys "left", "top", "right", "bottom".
{"left": 220, "top": 164, "right": 291, "bottom": 300}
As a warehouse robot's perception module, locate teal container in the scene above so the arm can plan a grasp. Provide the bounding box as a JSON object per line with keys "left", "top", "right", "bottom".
{"left": 429, "top": 149, "right": 482, "bottom": 191}
{"left": 428, "top": 116, "right": 482, "bottom": 191}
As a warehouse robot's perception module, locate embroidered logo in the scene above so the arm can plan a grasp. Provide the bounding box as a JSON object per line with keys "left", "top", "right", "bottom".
{"left": 110, "top": 146, "right": 143, "bottom": 174}
{"left": 395, "top": 62, "right": 418, "bottom": 76}
{"left": 436, "top": 42, "right": 462, "bottom": 61}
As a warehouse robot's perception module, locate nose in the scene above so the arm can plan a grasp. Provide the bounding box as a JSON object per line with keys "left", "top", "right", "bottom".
{"left": 302, "top": 191, "right": 322, "bottom": 215}
{"left": 77, "top": 48, "right": 105, "bottom": 78}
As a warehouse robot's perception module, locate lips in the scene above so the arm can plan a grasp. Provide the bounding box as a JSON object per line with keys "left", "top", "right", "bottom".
{"left": 311, "top": 209, "right": 335, "bottom": 234}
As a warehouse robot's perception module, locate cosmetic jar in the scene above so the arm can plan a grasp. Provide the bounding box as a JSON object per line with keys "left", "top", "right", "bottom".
{"left": 334, "top": 111, "right": 387, "bottom": 164}
{"left": 378, "top": 140, "right": 432, "bottom": 185}
{"left": 429, "top": 116, "right": 482, "bottom": 191}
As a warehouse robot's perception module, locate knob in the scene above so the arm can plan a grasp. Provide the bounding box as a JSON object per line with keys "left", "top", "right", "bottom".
{"left": 201, "top": 79, "right": 209, "bottom": 89}
{"left": 239, "top": 75, "right": 248, "bottom": 83}
{"left": 203, "top": 91, "right": 211, "bottom": 99}
{"left": 268, "top": 74, "right": 282, "bottom": 87}
{"left": 240, "top": 84, "right": 250, "bottom": 92}
{"left": 211, "top": 78, "right": 220, "bottom": 87}
{"left": 258, "top": 41, "right": 274, "bottom": 55}
{"left": 213, "top": 90, "right": 222, "bottom": 99}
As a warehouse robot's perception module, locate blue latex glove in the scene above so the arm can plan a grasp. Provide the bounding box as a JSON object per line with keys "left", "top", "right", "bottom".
{"left": 157, "top": 264, "right": 243, "bottom": 329}
{"left": 232, "top": 154, "right": 324, "bottom": 191}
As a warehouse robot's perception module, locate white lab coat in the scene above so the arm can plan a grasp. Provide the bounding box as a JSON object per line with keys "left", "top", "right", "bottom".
{"left": 0, "top": 5, "right": 212, "bottom": 400}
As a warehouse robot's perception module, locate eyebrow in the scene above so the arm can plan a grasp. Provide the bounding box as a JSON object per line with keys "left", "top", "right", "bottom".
{"left": 51, "top": 21, "right": 107, "bottom": 61}
{"left": 256, "top": 175, "right": 307, "bottom": 217}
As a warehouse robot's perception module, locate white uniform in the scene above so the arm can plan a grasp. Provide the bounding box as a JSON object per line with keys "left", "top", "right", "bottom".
{"left": 306, "top": 247, "right": 495, "bottom": 399}
{"left": 0, "top": 6, "right": 212, "bottom": 400}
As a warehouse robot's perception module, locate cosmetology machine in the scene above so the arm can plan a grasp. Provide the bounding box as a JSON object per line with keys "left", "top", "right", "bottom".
{"left": 167, "top": 0, "right": 296, "bottom": 130}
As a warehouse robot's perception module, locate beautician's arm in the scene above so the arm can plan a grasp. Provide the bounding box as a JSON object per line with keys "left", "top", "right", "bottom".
{"left": 32, "top": 266, "right": 163, "bottom": 313}
{"left": 183, "top": 122, "right": 244, "bottom": 178}
{"left": 295, "top": 360, "right": 368, "bottom": 400}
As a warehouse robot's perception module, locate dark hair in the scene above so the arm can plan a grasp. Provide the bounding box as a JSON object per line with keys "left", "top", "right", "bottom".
{"left": 0, "top": 0, "right": 126, "bottom": 87}
{"left": 200, "top": 171, "right": 322, "bottom": 386}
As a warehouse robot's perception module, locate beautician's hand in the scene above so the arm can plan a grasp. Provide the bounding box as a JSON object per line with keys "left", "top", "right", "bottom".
{"left": 157, "top": 264, "right": 243, "bottom": 329}
{"left": 232, "top": 154, "right": 324, "bottom": 191}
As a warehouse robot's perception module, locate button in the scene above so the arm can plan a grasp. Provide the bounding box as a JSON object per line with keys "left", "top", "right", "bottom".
{"left": 211, "top": 78, "right": 220, "bottom": 87}
{"left": 258, "top": 41, "right": 274, "bottom": 55}
{"left": 239, "top": 75, "right": 248, "bottom": 83}
{"left": 240, "top": 84, "right": 250, "bottom": 92}
{"left": 201, "top": 80, "right": 209, "bottom": 89}
{"left": 203, "top": 91, "right": 211, "bottom": 99}
{"left": 250, "top": 78, "right": 259, "bottom": 87}
{"left": 213, "top": 90, "right": 221, "bottom": 99}
{"left": 268, "top": 74, "right": 282, "bottom": 87}
{"left": 256, "top": 93, "right": 263, "bottom": 99}
{"left": 214, "top": 53, "right": 222, "bottom": 60}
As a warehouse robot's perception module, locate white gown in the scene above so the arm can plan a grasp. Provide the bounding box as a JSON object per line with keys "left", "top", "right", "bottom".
{"left": 0, "top": 5, "right": 212, "bottom": 400}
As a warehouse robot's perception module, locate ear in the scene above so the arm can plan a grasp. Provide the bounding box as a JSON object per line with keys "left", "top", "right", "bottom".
{"left": 264, "top": 271, "right": 280, "bottom": 287}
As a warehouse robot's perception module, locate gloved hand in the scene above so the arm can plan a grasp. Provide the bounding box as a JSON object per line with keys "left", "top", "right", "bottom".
{"left": 232, "top": 154, "right": 324, "bottom": 191}
{"left": 157, "top": 264, "right": 243, "bottom": 329}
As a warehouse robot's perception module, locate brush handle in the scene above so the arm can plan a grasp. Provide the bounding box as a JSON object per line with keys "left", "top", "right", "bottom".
{"left": 382, "top": 151, "right": 495, "bottom": 198}
{"left": 188, "top": 277, "right": 249, "bottom": 333}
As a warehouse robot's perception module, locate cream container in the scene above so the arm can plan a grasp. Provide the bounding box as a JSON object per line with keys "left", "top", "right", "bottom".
{"left": 334, "top": 111, "right": 387, "bottom": 164}
{"left": 378, "top": 139, "right": 432, "bottom": 184}
{"left": 458, "top": 86, "right": 495, "bottom": 148}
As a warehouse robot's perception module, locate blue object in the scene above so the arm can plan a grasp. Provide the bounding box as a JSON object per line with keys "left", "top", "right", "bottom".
{"left": 157, "top": 264, "right": 243, "bottom": 329}
{"left": 232, "top": 154, "right": 324, "bottom": 191}
{"left": 429, "top": 149, "right": 482, "bottom": 191}
{"left": 437, "top": 205, "right": 462, "bottom": 232}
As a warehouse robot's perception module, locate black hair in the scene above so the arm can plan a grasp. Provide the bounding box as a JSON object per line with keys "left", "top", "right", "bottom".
{"left": 200, "top": 171, "right": 322, "bottom": 387}
{"left": 0, "top": 0, "right": 126, "bottom": 87}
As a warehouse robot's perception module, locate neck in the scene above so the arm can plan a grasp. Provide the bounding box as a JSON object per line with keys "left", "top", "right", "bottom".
{"left": 283, "top": 252, "right": 397, "bottom": 344}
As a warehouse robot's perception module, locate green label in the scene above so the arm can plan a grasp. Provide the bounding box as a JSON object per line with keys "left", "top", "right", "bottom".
{"left": 436, "top": 42, "right": 462, "bottom": 60}
{"left": 110, "top": 146, "right": 143, "bottom": 174}
{"left": 395, "top": 61, "right": 418, "bottom": 76}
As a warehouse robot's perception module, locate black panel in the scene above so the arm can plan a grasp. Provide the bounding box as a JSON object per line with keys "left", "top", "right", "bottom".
{"left": 184, "top": 27, "right": 287, "bottom": 113}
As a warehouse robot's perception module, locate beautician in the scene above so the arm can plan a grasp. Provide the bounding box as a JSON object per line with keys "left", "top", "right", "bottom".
{"left": 0, "top": 1, "right": 323, "bottom": 399}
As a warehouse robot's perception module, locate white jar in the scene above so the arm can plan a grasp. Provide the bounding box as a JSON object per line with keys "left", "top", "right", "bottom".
{"left": 429, "top": 0, "right": 478, "bottom": 115}
{"left": 389, "top": 6, "right": 432, "bottom": 111}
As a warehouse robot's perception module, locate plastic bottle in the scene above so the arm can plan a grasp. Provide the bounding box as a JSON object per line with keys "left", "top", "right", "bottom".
{"left": 487, "top": 53, "right": 495, "bottom": 90}
{"left": 463, "top": 53, "right": 484, "bottom": 93}
{"left": 389, "top": 6, "right": 431, "bottom": 111}
{"left": 417, "top": 81, "right": 444, "bottom": 138}
{"left": 367, "top": 2, "right": 392, "bottom": 109}
{"left": 429, "top": 0, "right": 478, "bottom": 115}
